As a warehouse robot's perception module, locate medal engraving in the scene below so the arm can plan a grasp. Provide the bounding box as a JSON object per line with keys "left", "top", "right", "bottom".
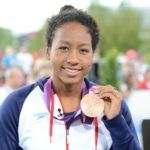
{"left": 80, "top": 93, "right": 104, "bottom": 117}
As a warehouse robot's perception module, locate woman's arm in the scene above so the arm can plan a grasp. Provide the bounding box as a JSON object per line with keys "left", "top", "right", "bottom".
{"left": 0, "top": 93, "right": 23, "bottom": 150}
{"left": 103, "top": 101, "right": 141, "bottom": 150}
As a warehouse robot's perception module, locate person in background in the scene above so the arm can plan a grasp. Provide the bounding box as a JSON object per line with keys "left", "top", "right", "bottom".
{"left": 0, "top": 5, "right": 141, "bottom": 150}
{"left": 33, "top": 50, "right": 52, "bottom": 80}
{"left": 16, "top": 46, "right": 34, "bottom": 76}
{"left": 1, "top": 46, "right": 18, "bottom": 68}
{"left": 139, "top": 68, "right": 150, "bottom": 89}
{"left": 120, "top": 71, "right": 139, "bottom": 99}
{"left": 0, "top": 66, "right": 25, "bottom": 106}
{"left": 33, "top": 58, "right": 51, "bottom": 79}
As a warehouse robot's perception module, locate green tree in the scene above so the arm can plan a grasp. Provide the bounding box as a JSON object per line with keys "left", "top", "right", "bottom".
{"left": 113, "top": 5, "right": 141, "bottom": 52}
{"left": 88, "top": 4, "right": 112, "bottom": 56}
{"left": 88, "top": 3, "right": 142, "bottom": 56}
{"left": 100, "top": 48, "right": 119, "bottom": 88}
{"left": 88, "top": 3, "right": 142, "bottom": 87}
{"left": 0, "top": 28, "right": 17, "bottom": 50}
{"left": 28, "top": 26, "right": 45, "bottom": 52}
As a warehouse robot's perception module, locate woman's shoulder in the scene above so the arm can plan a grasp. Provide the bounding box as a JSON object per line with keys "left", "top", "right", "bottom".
{"left": 0, "top": 77, "right": 49, "bottom": 113}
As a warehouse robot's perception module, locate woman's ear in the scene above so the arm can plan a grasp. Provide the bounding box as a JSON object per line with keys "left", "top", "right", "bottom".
{"left": 46, "top": 47, "right": 51, "bottom": 60}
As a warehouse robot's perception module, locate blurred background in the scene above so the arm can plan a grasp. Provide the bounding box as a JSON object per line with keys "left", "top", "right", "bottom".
{"left": 0, "top": 0, "right": 150, "bottom": 149}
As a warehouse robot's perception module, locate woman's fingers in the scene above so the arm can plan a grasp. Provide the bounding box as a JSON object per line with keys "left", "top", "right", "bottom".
{"left": 93, "top": 85, "right": 123, "bottom": 101}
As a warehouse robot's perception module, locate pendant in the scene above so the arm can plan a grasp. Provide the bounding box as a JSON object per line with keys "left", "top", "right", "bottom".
{"left": 80, "top": 93, "right": 104, "bottom": 117}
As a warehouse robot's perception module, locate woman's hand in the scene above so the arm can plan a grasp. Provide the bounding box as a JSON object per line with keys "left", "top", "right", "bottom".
{"left": 93, "top": 85, "right": 123, "bottom": 120}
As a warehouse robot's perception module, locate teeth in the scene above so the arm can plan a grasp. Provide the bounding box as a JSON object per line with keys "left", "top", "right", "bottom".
{"left": 65, "top": 68, "right": 79, "bottom": 73}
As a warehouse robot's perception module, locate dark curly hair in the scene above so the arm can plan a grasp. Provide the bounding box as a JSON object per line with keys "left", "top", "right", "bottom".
{"left": 46, "top": 5, "right": 100, "bottom": 51}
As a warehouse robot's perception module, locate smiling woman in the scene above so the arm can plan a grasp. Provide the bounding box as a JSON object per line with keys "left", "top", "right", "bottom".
{"left": 46, "top": 22, "right": 93, "bottom": 85}
{"left": 0, "top": 5, "right": 141, "bottom": 150}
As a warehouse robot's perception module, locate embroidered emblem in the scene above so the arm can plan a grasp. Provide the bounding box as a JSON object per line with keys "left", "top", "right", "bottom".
{"left": 33, "top": 112, "right": 49, "bottom": 120}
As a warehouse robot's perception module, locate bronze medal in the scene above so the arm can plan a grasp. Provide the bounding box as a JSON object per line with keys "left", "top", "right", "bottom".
{"left": 80, "top": 93, "right": 104, "bottom": 117}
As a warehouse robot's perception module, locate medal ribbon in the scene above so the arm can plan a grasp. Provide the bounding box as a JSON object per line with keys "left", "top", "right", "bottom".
{"left": 44, "top": 78, "right": 99, "bottom": 149}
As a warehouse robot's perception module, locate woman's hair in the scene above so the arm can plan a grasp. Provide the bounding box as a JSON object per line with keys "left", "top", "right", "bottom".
{"left": 46, "top": 5, "right": 100, "bottom": 51}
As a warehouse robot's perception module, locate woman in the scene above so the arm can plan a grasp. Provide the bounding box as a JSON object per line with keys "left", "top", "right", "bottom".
{"left": 0, "top": 5, "right": 141, "bottom": 150}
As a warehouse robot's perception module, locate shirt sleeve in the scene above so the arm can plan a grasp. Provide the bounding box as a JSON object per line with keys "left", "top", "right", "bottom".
{"left": 102, "top": 101, "right": 142, "bottom": 150}
{"left": 0, "top": 92, "right": 23, "bottom": 150}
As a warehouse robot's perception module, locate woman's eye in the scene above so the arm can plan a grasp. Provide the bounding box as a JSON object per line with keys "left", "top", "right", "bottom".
{"left": 59, "top": 46, "right": 69, "bottom": 52}
{"left": 79, "top": 49, "right": 89, "bottom": 54}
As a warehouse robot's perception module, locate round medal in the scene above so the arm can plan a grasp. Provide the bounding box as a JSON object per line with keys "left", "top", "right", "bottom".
{"left": 80, "top": 93, "right": 104, "bottom": 117}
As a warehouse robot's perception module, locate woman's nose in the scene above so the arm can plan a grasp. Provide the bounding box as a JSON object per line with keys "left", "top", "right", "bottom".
{"left": 66, "top": 50, "right": 79, "bottom": 64}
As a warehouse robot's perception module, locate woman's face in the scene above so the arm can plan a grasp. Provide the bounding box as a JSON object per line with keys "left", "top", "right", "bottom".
{"left": 47, "top": 22, "right": 93, "bottom": 85}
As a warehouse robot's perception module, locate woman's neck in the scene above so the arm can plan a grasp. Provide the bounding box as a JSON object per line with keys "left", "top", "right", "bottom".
{"left": 52, "top": 78, "right": 83, "bottom": 97}
{"left": 52, "top": 78, "right": 83, "bottom": 112}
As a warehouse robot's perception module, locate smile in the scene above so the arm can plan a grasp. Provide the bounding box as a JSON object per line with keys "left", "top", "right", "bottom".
{"left": 64, "top": 68, "right": 81, "bottom": 73}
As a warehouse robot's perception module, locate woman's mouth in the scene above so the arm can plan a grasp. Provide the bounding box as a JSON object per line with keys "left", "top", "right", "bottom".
{"left": 63, "top": 67, "right": 81, "bottom": 76}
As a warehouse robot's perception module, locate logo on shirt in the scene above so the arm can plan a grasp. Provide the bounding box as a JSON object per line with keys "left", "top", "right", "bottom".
{"left": 33, "top": 112, "right": 49, "bottom": 120}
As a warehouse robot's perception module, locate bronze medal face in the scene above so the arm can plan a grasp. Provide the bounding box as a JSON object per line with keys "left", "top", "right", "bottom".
{"left": 80, "top": 93, "right": 104, "bottom": 117}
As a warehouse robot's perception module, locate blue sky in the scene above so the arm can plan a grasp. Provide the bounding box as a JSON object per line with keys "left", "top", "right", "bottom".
{"left": 0, "top": 0, "right": 149, "bottom": 35}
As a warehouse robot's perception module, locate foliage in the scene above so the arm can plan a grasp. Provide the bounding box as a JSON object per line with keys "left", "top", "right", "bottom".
{"left": 100, "top": 48, "right": 119, "bottom": 88}
{"left": 28, "top": 27, "right": 45, "bottom": 52}
{"left": 0, "top": 28, "right": 18, "bottom": 50}
{"left": 138, "top": 26, "right": 150, "bottom": 64}
{"left": 88, "top": 4, "right": 142, "bottom": 57}
{"left": 88, "top": 3, "right": 143, "bottom": 87}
